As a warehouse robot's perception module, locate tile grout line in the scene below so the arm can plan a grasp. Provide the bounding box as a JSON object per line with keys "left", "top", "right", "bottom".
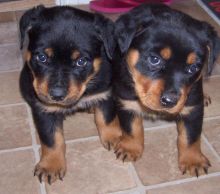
{"left": 204, "top": 74, "right": 220, "bottom": 79}
{"left": 66, "top": 135, "right": 99, "bottom": 144}
{"left": 128, "top": 163, "right": 146, "bottom": 194}
{"left": 202, "top": 134, "right": 220, "bottom": 161}
{"left": 143, "top": 114, "right": 220, "bottom": 132}
{"left": 2, "top": 113, "right": 220, "bottom": 154}
{"left": 108, "top": 188, "right": 142, "bottom": 194}
{"left": 0, "top": 42, "right": 18, "bottom": 47}
{"left": 204, "top": 114, "right": 220, "bottom": 121}
{"left": 128, "top": 163, "right": 144, "bottom": 187}
{"left": 1, "top": 112, "right": 220, "bottom": 153}
{"left": 144, "top": 123, "right": 175, "bottom": 131}
{"left": 0, "top": 146, "right": 33, "bottom": 154}
{"left": 0, "top": 102, "right": 26, "bottom": 108}
{"left": 144, "top": 171, "right": 220, "bottom": 191}
{"left": 25, "top": 103, "right": 47, "bottom": 194}
{"left": 0, "top": 69, "right": 21, "bottom": 74}
{"left": 108, "top": 171, "right": 220, "bottom": 194}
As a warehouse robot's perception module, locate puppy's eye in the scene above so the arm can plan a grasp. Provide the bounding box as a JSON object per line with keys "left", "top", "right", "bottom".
{"left": 76, "top": 57, "right": 88, "bottom": 67}
{"left": 148, "top": 55, "right": 161, "bottom": 66}
{"left": 187, "top": 64, "right": 200, "bottom": 74}
{"left": 36, "top": 54, "right": 47, "bottom": 63}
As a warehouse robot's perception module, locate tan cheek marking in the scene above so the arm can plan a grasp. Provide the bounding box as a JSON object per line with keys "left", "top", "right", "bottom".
{"left": 65, "top": 58, "right": 102, "bottom": 100}
{"left": 33, "top": 78, "right": 49, "bottom": 96}
{"left": 126, "top": 49, "right": 140, "bottom": 68}
{"left": 126, "top": 49, "right": 151, "bottom": 96}
{"left": 44, "top": 48, "right": 54, "bottom": 57}
{"left": 134, "top": 70, "right": 152, "bottom": 96}
{"left": 126, "top": 49, "right": 162, "bottom": 107}
{"left": 93, "top": 57, "right": 102, "bottom": 73}
{"left": 24, "top": 50, "right": 32, "bottom": 63}
{"left": 187, "top": 52, "right": 197, "bottom": 65}
{"left": 65, "top": 80, "right": 81, "bottom": 100}
{"left": 160, "top": 47, "right": 172, "bottom": 60}
{"left": 132, "top": 68, "right": 164, "bottom": 110}
{"left": 71, "top": 50, "right": 80, "bottom": 60}
{"left": 146, "top": 79, "right": 165, "bottom": 107}
{"left": 83, "top": 57, "right": 102, "bottom": 86}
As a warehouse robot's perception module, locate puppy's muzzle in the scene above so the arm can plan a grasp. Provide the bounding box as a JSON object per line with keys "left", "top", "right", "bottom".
{"left": 49, "top": 87, "right": 67, "bottom": 101}
{"left": 160, "top": 91, "right": 179, "bottom": 108}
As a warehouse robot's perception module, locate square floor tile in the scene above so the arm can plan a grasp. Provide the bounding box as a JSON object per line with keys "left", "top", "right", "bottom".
{"left": 143, "top": 118, "right": 174, "bottom": 129}
{"left": 211, "top": 59, "right": 220, "bottom": 76}
{"left": 203, "top": 118, "right": 220, "bottom": 157}
{"left": 0, "top": 43, "right": 23, "bottom": 71}
{"left": 0, "top": 11, "right": 16, "bottom": 22}
{"left": 0, "top": 150, "right": 40, "bottom": 194}
{"left": 148, "top": 176, "right": 220, "bottom": 194}
{"left": 0, "top": 71, "right": 23, "bottom": 105}
{"left": 204, "top": 77, "right": 220, "bottom": 118}
{"left": 134, "top": 126, "right": 220, "bottom": 186}
{"left": 0, "top": 104, "right": 32, "bottom": 149}
{"left": 0, "top": 22, "right": 18, "bottom": 44}
{"left": 46, "top": 140, "right": 136, "bottom": 194}
{"left": 64, "top": 112, "right": 98, "bottom": 140}
{"left": 34, "top": 112, "right": 98, "bottom": 145}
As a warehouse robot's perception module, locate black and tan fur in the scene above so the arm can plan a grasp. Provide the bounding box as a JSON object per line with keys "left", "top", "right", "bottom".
{"left": 108, "top": 4, "right": 220, "bottom": 176}
{"left": 19, "top": 5, "right": 116, "bottom": 184}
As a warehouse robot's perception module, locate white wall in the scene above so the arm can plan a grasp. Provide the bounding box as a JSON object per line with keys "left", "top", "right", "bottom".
{"left": 56, "top": 0, "right": 91, "bottom": 5}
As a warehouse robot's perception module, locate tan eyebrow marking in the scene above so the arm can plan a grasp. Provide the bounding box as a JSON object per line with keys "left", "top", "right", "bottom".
{"left": 160, "top": 47, "right": 172, "bottom": 60}
{"left": 71, "top": 50, "right": 80, "bottom": 60}
{"left": 44, "top": 48, "right": 54, "bottom": 57}
{"left": 187, "top": 52, "right": 197, "bottom": 65}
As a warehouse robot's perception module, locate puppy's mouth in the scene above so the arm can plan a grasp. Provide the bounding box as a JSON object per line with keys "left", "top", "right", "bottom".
{"left": 33, "top": 79, "right": 86, "bottom": 108}
{"left": 139, "top": 90, "right": 187, "bottom": 115}
{"left": 36, "top": 93, "right": 79, "bottom": 107}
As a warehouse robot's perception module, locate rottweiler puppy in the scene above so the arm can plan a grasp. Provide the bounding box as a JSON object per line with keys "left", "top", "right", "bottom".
{"left": 19, "top": 5, "right": 115, "bottom": 184}
{"left": 110, "top": 4, "right": 220, "bottom": 176}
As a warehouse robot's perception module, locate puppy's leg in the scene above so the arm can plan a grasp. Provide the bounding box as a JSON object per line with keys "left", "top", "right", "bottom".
{"left": 32, "top": 110, "right": 66, "bottom": 184}
{"left": 94, "top": 97, "right": 122, "bottom": 151}
{"left": 177, "top": 103, "right": 210, "bottom": 177}
{"left": 114, "top": 109, "right": 144, "bottom": 162}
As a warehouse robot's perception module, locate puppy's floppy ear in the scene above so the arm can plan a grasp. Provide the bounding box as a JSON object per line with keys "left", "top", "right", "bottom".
{"left": 114, "top": 6, "right": 151, "bottom": 53}
{"left": 19, "top": 5, "right": 45, "bottom": 49}
{"left": 94, "top": 14, "right": 115, "bottom": 59}
{"left": 114, "top": 4, "right": 169, "bottom": 53}
{"left": 201, "top": 22, "right": 220, "bottom": 75}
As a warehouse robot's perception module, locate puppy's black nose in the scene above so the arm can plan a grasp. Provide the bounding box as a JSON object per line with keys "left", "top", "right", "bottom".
{"left": 160, "top": 92, "right": 178, "bottom": 108}
{"left": 50, "top": 87, "right": 66, "bottom": 101}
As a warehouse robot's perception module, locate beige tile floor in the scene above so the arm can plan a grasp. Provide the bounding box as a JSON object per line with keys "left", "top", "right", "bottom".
{"left": 0, "top": 0, "right": 220, "bottom": 194}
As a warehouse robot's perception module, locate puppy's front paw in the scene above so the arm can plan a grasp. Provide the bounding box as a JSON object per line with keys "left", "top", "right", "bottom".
{"left": 99, "top": 127, "right": 122, "bottom": 151}
{"left": 114, "top": 134, "right": 144, "bottom": 162}
{"left": 179, "top": 152, "right": 211, "bottom": 177}
{"left": 34, "top": 155, "right": 66, "bottom": 184}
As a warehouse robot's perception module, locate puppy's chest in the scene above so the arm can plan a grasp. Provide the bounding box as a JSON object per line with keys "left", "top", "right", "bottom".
{"left": 119, "top": 98, "right": 173, "bottom": 119}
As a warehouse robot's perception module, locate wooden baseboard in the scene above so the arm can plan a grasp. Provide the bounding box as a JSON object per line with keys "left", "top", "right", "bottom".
{"left": 0, "top": 0, "right": 55, "bottom": 12}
